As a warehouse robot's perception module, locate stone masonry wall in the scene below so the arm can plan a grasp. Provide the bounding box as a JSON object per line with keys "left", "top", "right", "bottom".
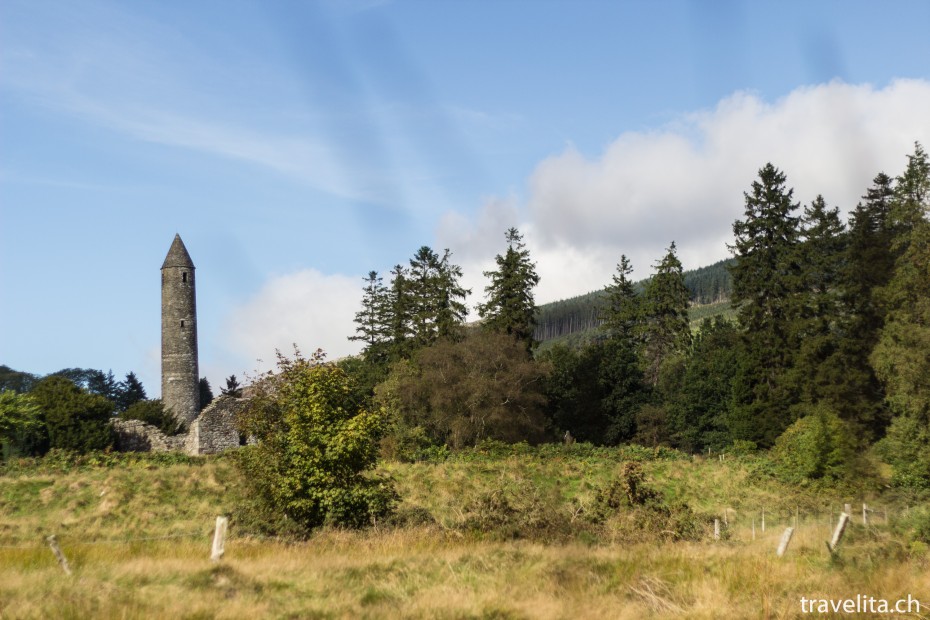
{"left": 112, "top": 395, "right": 248, "bottom": 455}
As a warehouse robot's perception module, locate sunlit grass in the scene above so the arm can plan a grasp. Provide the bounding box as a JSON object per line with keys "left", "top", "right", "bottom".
{"left": 2, "top": 450, "right": 928, "bottom": 618}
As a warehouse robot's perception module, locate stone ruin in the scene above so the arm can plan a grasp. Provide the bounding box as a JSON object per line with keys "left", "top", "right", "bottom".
{"left": 112, "top": 394, "right": 249, "bottom": 455}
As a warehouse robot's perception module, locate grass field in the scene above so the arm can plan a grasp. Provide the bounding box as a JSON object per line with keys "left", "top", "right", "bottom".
{"left": 2, "top": 447, "right": 928, "bottom": 619}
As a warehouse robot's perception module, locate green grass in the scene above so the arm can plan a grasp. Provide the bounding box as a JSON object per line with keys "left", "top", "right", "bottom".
{"left": 2, "top": 447, "right": 928, "bottom": 619}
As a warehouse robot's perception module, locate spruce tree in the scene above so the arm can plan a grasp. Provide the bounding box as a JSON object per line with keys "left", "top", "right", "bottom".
{"left": 870, "top": 143, "right": 930, "bottom": 486}
{"left": 115, "top": 372, "right": 147, "bottom": 412}
{"left": 387, "top": 264, "right": 415, "bottom": 359}
{"left": 350, "top": 271, "right": 392, "bottom": 352}
{"left": 727, "top": 163, "right": 803, "bottom": 446}
{"left": 407, "top": 246, "right": 469, "bottom": 347}
{"left": 198, "top": 377, "right": 214, "bottom": 411}
{"left": 478, "top": 228, "right": 541, "bottom": 349}
{"left": 601, "top": 254, "right": 639, "bottom": 341}
{"left": 222, "top": 375, "right": 243, "bottom": 397}
{"left": 639, "top": 242, "right": 691, "bottom": 386}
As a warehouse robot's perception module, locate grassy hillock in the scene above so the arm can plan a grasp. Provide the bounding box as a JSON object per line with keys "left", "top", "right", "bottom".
{"left": 2, "top": 446, "right": 928, "bottom": 618}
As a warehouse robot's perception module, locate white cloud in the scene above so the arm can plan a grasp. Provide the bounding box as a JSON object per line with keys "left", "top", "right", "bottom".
{"left": 441, "top": 79, "right": 930, "bottom": 302}
{"left": 224, "top": 269, "right": 363, "bottom": 374}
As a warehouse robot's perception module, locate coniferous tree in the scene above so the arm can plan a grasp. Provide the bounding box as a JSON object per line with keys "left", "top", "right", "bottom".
{"left": 870, "top": 143, "right": 930, "bottom": 486}
{"left": 115, "top": 372, "right": 147, "bottom": 412}
{"left": 199, "top": 377, "right": 214, "bottom": 411}
{"left": 788, "top": 195, "right": 858, "bottom": 417}
{"left": 668, "top": 317, "right": 740, "bottom": 452}
{"left": 407, "top": 247, "right": 469, "bottom": 347}
{"left": 387, "top": 264, "right": 415, "bottom": 360}
{"left": 434, "top": 249, "right": 470, "bottom": 342}
{"left": 727, "top": 163, "right": 804, "bottom": 446}
{"left": 601, "top": 254, "right": 640, "bottom": 341}
{"left": 87, "top": 369, "right": 118, "bottom": 403}
{"left": 639, "top": 242, "right": 691, "bottom": 386}
{"left": 350, "top": 271, "right": 392, "bottom": 353}
{"left": 222, "top": 374, "right": 243, "bottom": 397}
{"left": 478, "top": 228, "right": 541, "bottom": 349}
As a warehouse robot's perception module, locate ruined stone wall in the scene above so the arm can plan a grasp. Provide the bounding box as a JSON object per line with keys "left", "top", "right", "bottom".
{"left": 188, "top": 395, "right": 248, "bottom": 455}
{"left": 111, "top": 419, "right": 186, "bottom": 453}
{"left": 112, "top": 395, "right": 247, "bottom": 455}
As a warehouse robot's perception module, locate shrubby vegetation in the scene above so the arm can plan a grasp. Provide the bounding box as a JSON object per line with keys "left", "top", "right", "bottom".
{"left": 0, "top": 365, "right": 215, "bottom": 459}
{"left": 235, "top": 349, "right": 397, "bottom": 532}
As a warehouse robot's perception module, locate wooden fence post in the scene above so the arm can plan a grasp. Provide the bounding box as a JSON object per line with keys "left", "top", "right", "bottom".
{"left": 862, "top": 503, "right": 868, "bottom": 526}
{"left": 752, "top": 518, "right": 756, "bottom": 541}
{"left": 47, "top": 535, "right": 72, "bottom": 575}
{"left": 761, "top": 508, "right": 765, "bottom": 533}
{"left": 829, "top": 513, "right": 850, "bottom": 551}
{"left": 714, "top": 519, "right": 720, "bottom": 541}
{"left": 776, "top": 527, "right": 794, "bottom": 557}
{"left": 211, "top": 516, "right": 229, "bottom": 562}
{"left": 844, "top": 503, "right": 851, "bottom": 516}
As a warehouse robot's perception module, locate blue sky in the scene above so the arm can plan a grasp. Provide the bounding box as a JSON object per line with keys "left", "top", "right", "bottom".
{"left": 2, "top": 0, "right": 929, "bottom": 395}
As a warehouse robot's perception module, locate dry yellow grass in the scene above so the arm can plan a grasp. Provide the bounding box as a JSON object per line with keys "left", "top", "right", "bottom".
{"left": 2, "top": 524, "right": 928, "bottom": 619}
{"left": 2, "top": 451, "right": 928, "bottom": 618}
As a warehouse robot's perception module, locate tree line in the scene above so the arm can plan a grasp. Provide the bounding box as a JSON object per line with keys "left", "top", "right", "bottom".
{"left": 0, "top": 365, "right": 244, "bottom": 457}
{"left": 341, "top": 143, "right": 930, "bottom": 489}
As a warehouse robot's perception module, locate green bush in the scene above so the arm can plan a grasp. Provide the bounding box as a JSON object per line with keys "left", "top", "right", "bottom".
{"left": 876, "top": 413, "right": 930, "bottom": 489}
{"left": 771, "top": 404, "right": 863, "bottom": 484}
{"left": 235, "top": 348, "right": 397, "bottom": 532}
{"left": 30, "top": 376, "right": 114, "bottom": 454}
{"left": 119, "top": 399, "right": 186, "bottom": 436}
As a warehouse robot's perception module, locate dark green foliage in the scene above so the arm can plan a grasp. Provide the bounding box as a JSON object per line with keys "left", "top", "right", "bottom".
{"left": 540, "top": 344, "right": 607, "bottom": 444}
{"left": 30, "top": 376, "right": 114, "bottom": 453}
{"left": 236, "top": 349, "right": 396, "bottom": 531}
{"left": 350, "top": 271, "right": 392, "bottom": 352}
{"left": 667, "top": 317, "right": 739, "bottom": 452}
{"left": 0, "top": 365, "right": 39, "bottom": 393}
{"left": 221, "top": 374, "right": 243, "bottom": 398}
{"left": 408, "top": 247, "right": 470, "bottom": 346}
{"left": 869, "top": 144, "right": 930, "bottom": 487}
{"left": 115, "top": 372, "right": 147, "bottom": 412}
{"left": 86, "top": 369, "right": 118, "bottom": 402}
{"left": 377, "top": 331, "right": 549, "bottom": 449}
{"left": 478, "top": 228, "right": 541, "bottom": 349}
{"left": 639, "top": 242, "right": 691, "bottom": 386}
{"left": 198, "top": 377, "right": 214, "bottom": 412}
{"left": 727, "top": 163, "right": 804, "bottom": 446}
{"left": 601, "top": 254, "right": 639, "bottom": 341}
{"left": 120, "top": 399, "right": 186, "bottom": 436}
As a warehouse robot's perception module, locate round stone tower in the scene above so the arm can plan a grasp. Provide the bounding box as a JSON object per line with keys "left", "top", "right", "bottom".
{"left": 161, "top": 234, "right": 199, "bottom": 426}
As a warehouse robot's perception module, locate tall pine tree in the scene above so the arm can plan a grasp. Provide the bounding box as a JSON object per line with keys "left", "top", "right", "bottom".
{"left": 639, "top": 241, "right": 691, "bottom": 387}
{"left": 727, "top": 163, "right": 803, "bottom": 446}
{"left": 478, "top": 228, "right": 540, "bottom": 349}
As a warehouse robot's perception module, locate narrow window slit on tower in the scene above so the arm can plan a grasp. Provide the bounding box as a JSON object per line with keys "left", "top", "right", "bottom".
{"left": 182, "top": 272, "right": 188, "bottom": 282}
{"left": 181, "top": 320, "right": 185, "bottom": 327}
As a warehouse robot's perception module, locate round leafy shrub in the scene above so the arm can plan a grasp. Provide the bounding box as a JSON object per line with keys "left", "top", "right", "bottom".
{"left": 771, "top": 404, "right": 860, "bottom": 483}
{"left": 235, "top": 348, "right": 397, "bottom": 532}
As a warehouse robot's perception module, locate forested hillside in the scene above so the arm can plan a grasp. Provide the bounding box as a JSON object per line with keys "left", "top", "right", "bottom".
{"left": 534, "top": 258, "right": 733, "bottom": 343}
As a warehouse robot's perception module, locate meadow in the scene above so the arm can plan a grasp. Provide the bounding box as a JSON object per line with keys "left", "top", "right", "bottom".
{"left": 2, "top": 446, "right": 928, "bottom": 619}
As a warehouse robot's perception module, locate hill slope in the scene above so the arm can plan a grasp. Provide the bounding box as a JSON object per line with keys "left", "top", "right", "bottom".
{"left": 534, "top": 258, "right": 734, "bottom": 346}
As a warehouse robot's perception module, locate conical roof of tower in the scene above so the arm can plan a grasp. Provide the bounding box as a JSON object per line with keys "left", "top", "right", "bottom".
{"left": 162, "top": 234, "right": 195, "bottom": 269}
